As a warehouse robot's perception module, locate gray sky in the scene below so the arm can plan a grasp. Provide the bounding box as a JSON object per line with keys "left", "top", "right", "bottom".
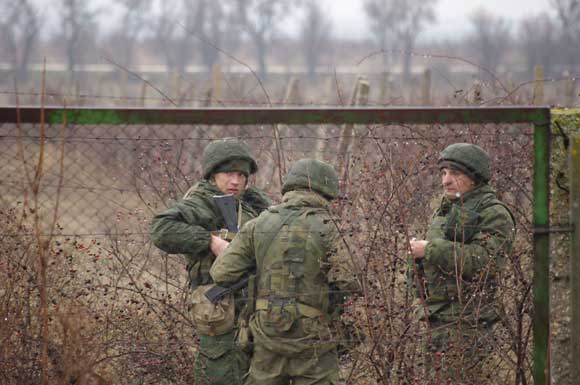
{"left": 38, "top": 0, "right": 554, "bottom": 41}
{"left": 326, "top": 0, "right": 553, "bottom": 39}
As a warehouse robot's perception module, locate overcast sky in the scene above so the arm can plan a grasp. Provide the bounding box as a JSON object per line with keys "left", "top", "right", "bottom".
{"left": 325, "top": 0, "right": 554, "bottom": 39}
{"left": 38, "top": 0, "right": 554, "bottom": 41}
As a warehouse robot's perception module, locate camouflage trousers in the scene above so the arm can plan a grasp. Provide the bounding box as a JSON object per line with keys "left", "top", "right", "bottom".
{"left": 244, "top": 344, "right": 339, "bottom": 385}
{"left": 193, "top": 331, "right": 250, "bottom": 385}
{"left": 421, "top": 318, "right": 498, "bottom": 385}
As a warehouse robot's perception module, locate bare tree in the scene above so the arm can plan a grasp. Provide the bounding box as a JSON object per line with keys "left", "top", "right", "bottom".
{"left": 57, "top": 0, "right": 100, "bottom": 74}
{"left": 395, "top": 0, "right": 436, "bottom": 82}
{"left": 195, "top": 1, "right": 243, "bottom": 73}
{"left": 468, "top": 9, "right": 511, "bottom": 76}
{"left": 363, "top": 0, "right": 398, "bottom": 69}
{"left": 300, "top": 0, "right": 331, "bottom": 79}
{"left": 150, "top": 0, "right": 204, "bottom": 74}
{"left": 552, "top": 0, "right": 580, "bottom": 68}
{"left": 197, "top": 1, "right": 224, "bottom": 72}
{"left": 0, "top": 0, "right": 40, "bottom": 83}
{"left": 108, "top": 0, "right": 153, "bottom": 67}
{"left": 363, "top": 0, "right": 436, "bottom": 82}
{"left": 519, "top": 13, "right": 558, "bottom": 75}
{"left": 235, "top": 0, "right": 295, "bottom": 79}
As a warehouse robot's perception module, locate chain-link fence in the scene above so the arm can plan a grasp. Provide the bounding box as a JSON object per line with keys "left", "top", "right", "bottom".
{"left": 0, "top": 115, "right": 537, "bottom": 384}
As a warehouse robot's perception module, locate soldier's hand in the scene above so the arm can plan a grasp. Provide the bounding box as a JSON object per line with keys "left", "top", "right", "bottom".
{"left": 410, "top": 238, "right": 428, "bottom": 259}
{"left": 210, "top": 235, "right": 230, "bottom": 256}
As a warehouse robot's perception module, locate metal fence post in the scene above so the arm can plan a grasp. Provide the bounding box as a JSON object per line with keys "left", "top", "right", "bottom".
{"left": 533, "top": 119, "right": 551, "bottom": 385}
{"left": 571, "top": 135, "right": 580, "bottom": 382}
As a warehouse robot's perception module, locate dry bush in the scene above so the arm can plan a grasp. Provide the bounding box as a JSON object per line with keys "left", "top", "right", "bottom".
{"left": 1, "top": 119, "right": 536, "bottom": 384}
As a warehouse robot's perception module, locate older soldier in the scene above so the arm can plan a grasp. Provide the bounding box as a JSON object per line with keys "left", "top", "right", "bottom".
{"left": 409, "top": 143, "right": 515, "bottom": 384}
{"left": 150, "top": 138, "right": 270, "bottom": 385}
{"left": 210, "top": 159, "right": 359, "bottom": 385}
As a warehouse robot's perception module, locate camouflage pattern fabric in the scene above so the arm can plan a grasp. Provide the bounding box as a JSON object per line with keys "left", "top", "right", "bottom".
{"left": 411, "top": 183, "right": 515, "bottom": 383}
{"left": 193, "top": 331, "right": 249, "bottom": 385}
{"left": 150, "top": 180, "right": 270, "bottom": 288}
{"left": 150, "top": 180, "right": 270, "bottom": 385}
{"left": 210, "top": 190, "right": 359, "bottom": 385}
{"left": 245, "top": 345, "right": 339, "bottom": 385}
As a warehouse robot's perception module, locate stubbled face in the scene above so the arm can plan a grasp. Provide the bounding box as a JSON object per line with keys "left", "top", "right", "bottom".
{"left": 213, "top": 171, "right": 247, "bottom": 197}
{"left": 441, "top": 168, "right": 475, "bottom": 200}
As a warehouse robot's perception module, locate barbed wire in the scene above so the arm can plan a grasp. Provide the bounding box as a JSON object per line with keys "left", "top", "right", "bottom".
{"left": 0, "top": 69, "right": 577, "bottom": 106}
{"left": 0, "top": 132, "right": 534, "bottom": 145}
{"left": 0, "top": 224, "right": 530, "bottom": 239}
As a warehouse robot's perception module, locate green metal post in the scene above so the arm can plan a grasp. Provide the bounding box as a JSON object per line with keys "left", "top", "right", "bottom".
{"left": 533, "top": 120, "right": 551, "bottom": 385}
{"left": 571, "top": 136, "right": 580, "bottom": 382}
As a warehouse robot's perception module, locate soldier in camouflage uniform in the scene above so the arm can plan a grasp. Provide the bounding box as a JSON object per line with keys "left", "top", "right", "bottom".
{"left": 409, "top": 143, "right": 515, "bottom": 384}
{"left": 150, "top": 138, "right": 271, "bottom": 385}
{"left": 210, "top": 159, "right": 359, "bottom": 385}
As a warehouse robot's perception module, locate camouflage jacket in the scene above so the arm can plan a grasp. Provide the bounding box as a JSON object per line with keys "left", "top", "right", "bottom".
{"left": 414, "top": 184, "right": 515, "bottom": 321}
{"left": 149, "top": 180, "right": 270, "bottom": 288}
{"left": 210, "top": 190, "right": 359, "bottom": 355}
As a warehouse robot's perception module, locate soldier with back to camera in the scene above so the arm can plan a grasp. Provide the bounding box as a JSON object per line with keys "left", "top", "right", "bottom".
{"left": 211, "top": 159, "right": 360, "bottom": 385}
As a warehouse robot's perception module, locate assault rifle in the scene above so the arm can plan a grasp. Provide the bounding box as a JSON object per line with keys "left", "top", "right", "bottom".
{"left": 204, "top": 275, "right": 252, "bottom": 304}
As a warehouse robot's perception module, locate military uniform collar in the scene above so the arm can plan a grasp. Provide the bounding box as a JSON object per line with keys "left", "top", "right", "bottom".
{"left": 281, "top": 190, "right": 330, "bottom": 208}
{"left": 441, "top": 183, "right": 495, "bottom": 205}
{"left": 190, "top": 180, "right": 225, "bottom": 196}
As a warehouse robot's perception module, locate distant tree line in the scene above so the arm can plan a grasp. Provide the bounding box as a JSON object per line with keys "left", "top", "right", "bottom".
{"left": 1, "top": 0, "right": 579, "bottom": 83}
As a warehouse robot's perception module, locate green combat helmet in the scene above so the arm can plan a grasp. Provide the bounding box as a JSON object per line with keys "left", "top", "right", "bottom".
{"left": 282, "top": 159, "right": 339, "bottom": 200}
{"left": 439, "top": 143, "right": 491, "bottom": 183}
{"left": 202, "top": 138, "right": 258, "bottom": 179}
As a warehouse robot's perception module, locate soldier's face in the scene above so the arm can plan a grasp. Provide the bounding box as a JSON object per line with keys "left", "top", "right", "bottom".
{"left": 441, "top": 168, "right": 475, "bottom": 199}
{"left": 213, "top": 171, "right": 247, "bottom": 197}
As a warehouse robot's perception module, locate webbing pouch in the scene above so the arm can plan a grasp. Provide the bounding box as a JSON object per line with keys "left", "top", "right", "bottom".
{"left": 263, "top": 304, "right": 298, "bottom": 333}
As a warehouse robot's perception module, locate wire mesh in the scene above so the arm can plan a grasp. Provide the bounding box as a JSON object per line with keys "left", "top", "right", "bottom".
{"left": 0, "top": 119, "right": 536, "bottom": 384}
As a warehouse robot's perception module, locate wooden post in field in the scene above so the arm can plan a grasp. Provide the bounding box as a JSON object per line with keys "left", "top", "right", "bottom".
{"left": 171, "top": 72, "right": 180, "bottom": 106}
{"left": 271, "top": 77, "right": 301, "bottom": 187}
{"left": 380, "top": 71, "right": 390, "bottom": 104}
{"left": 421, "top": 69, "right": 432, "bottom": 105}
{"left": 95, "top": 73, "right": 104, "bottom": 106}
{"left": 210, "top": 63, "right": 223, "bottom": 106}
{"left": 237, "top": 75, "right": 247, "bottom": 102}
{"left": 120, "top": 70, "right": 128, "bottom": 104}
{"left": 283, "top": 77, "right": 301, "bottom": 105}
{"left": 506, "top": 72, "right": 517, "bottom": 103}
{"left": 564, "top": 71, "right": 576, "bottom": 107}
{"left": 314, "top": 76, "right": 336, "bottom": 160}
{"left": 139, "top": 77, "right": 147, "bottom": 107}
{"left": 322, "top": 75, "right": 334, "bottom": 104}
{"left": 337, "top": 76, "right": 370, "bottom": 182}
{"left": 75, "top": 80, "right": 81, "bottom": 106}
{"left": 472, "top": 79, "right": 483, "bottom": 104}
{"left": 533, "top": 65, "right": 545, "bottom": 105}
{"left": 337, "top": 78, "right": 360, "bottom": 174}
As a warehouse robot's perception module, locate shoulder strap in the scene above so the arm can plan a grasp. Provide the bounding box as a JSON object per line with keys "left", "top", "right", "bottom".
{"left": 256, "top": 208, "right": 304, "bottom": 259}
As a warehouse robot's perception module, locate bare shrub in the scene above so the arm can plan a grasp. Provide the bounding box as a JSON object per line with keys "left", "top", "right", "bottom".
{"left": 1, "top": 118, "right": 535, "bottom": 384}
